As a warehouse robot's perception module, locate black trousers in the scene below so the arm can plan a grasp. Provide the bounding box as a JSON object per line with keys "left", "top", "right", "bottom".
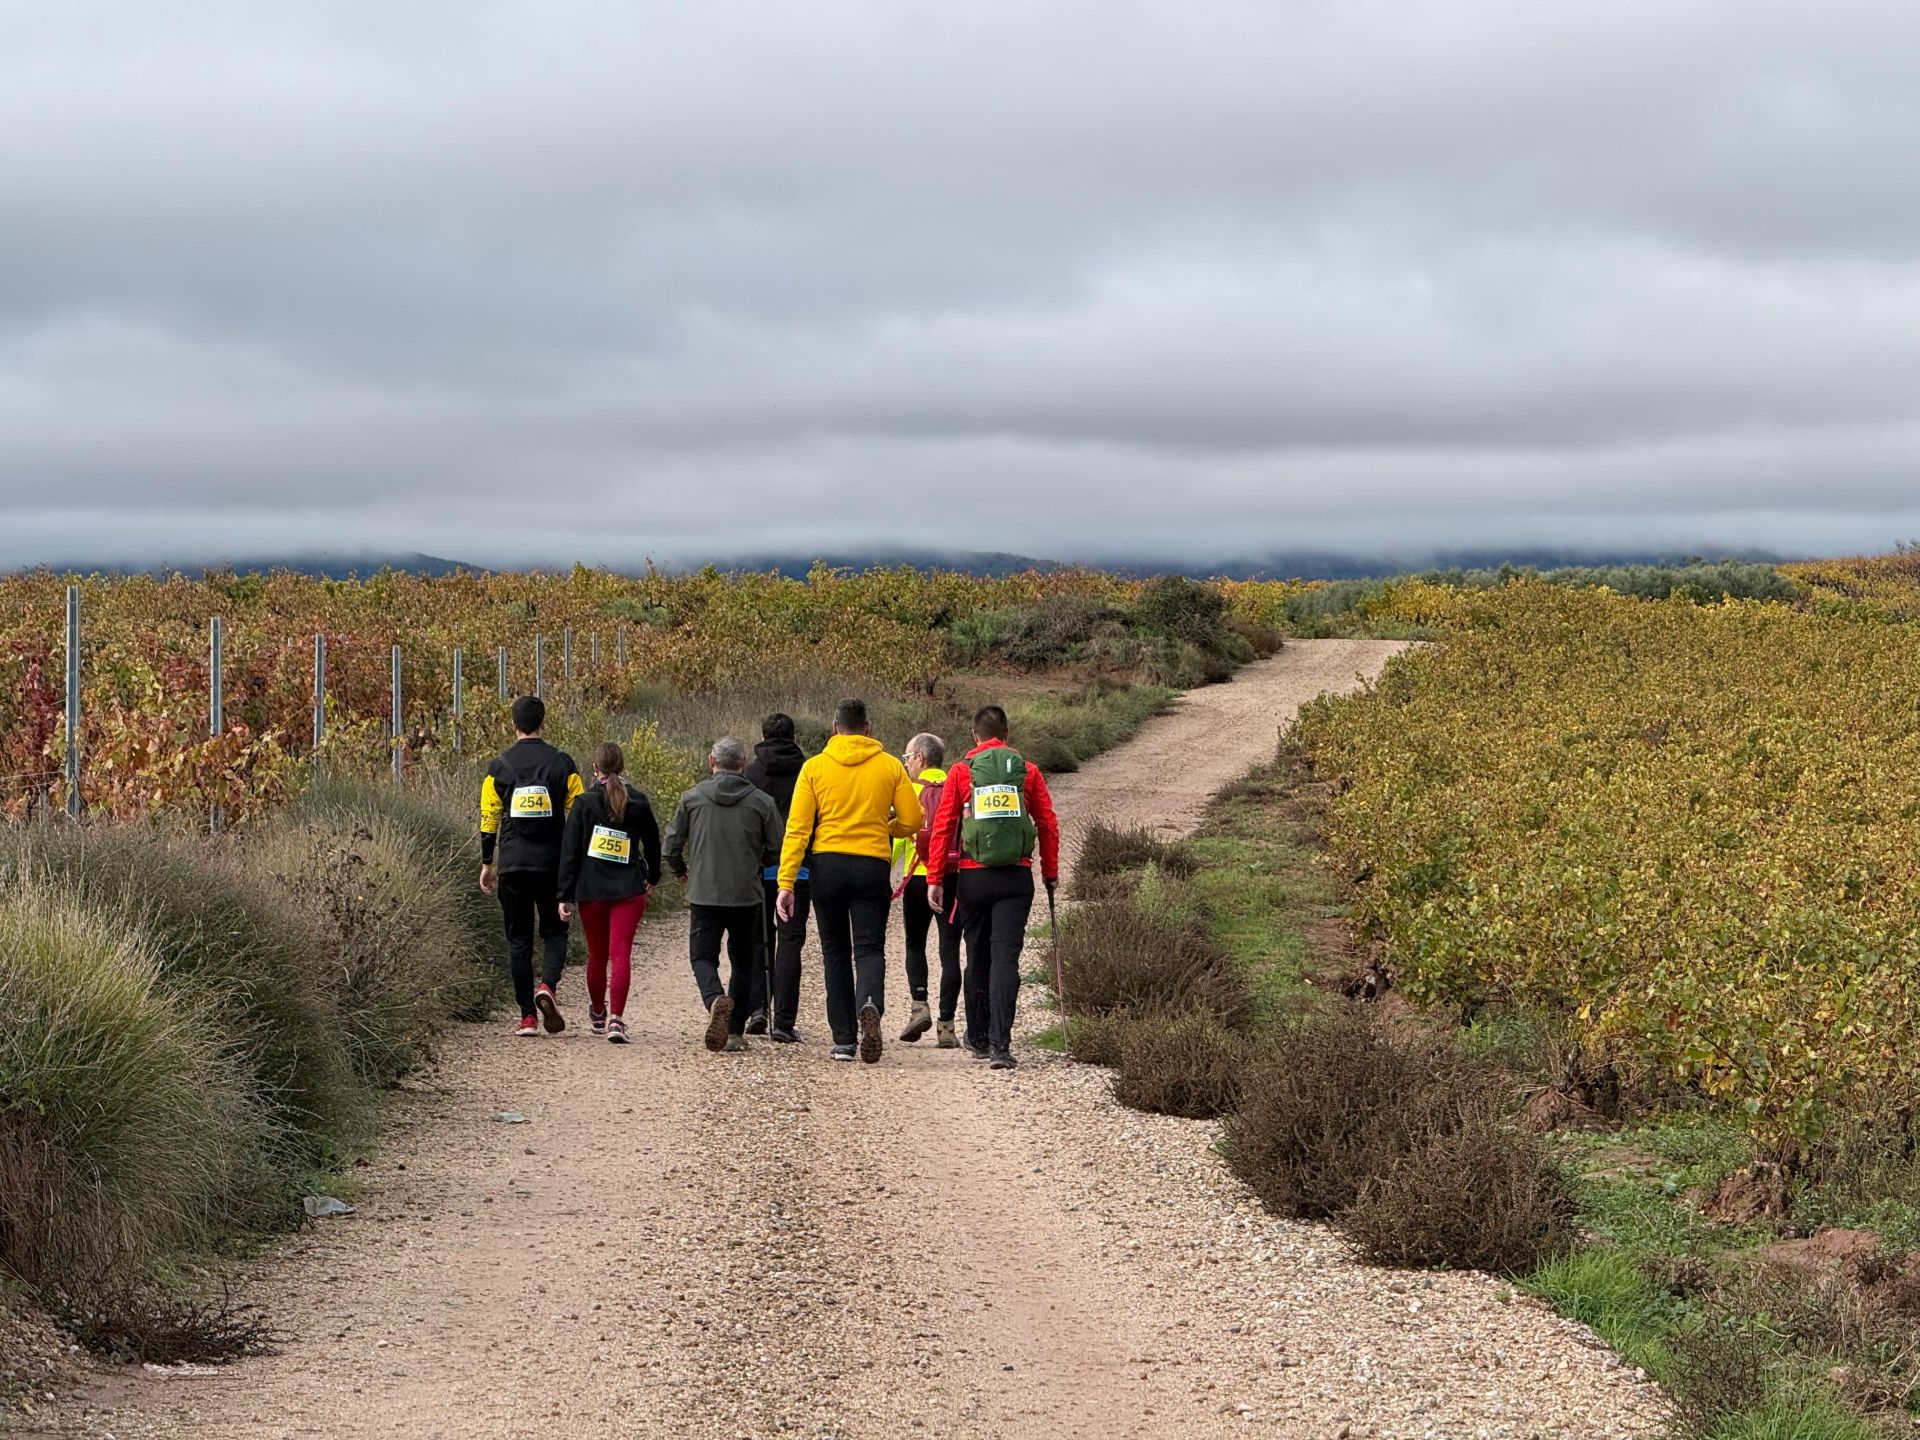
{"left": 689, "top": 903, "right": 760, "bottom": 1035}
{"left": 499, "top": 869, "right": 569, "bottom": 1018}
{"left": 958, "top": 866, "right": 1035, "bottom": 1053}
{"left": 901, "top": 875, "right": 963, "bottom": 1022}
{"left": 761, "top": 877, "right": 811, "bottom": 1030}
{"left": 811, "top": 853, "right": 891, "bottom": 1046}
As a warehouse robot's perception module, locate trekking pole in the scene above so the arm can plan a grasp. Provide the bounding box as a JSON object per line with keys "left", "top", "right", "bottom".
{"left": 1048, "top": 886, "right": 1069, "bottom": 1052}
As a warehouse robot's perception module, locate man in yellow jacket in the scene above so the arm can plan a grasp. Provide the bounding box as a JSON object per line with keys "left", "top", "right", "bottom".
{"left": 777, "top": 698, "right": 923, "bottom": 1063}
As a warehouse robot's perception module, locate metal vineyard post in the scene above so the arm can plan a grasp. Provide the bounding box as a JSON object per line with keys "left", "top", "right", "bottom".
{"left": 64, "top": 585, "right": 81, "bottom": 819}
{"left": 452, "top": 647, "right": 464, "bottom": 756}
{"left": 210, "top": 615, "right": 224, "bottom": 832}
{"left": 390, "top": 644, "right": 403, "bottom": 788}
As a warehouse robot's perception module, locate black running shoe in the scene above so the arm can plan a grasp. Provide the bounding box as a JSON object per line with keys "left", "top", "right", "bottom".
{"left": 989, "top": 1049, "right": 1017, "bottom": 1071}
{"left": 703, "top": 996, "right": 733, "bottom": 1053}
{"left": 744, "top": 1009, "right": 769, "bottom": 1036}
{"left": 769, "top": 1026, "right": 801, "bottom": 1044}
{"left": 829, "top": 1044, "right": 856, "bottom": 1062}
{"left": 858, "top": 1001, "right": 883, "bottom": 1065}
{"left": 966, "top": 1040, "right": 991, "bottom": 1061}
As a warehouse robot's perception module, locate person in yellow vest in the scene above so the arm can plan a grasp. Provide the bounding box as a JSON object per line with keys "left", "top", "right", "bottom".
{"left": 892, "top": 733, "right": 963, "bottom": 1047}
{"left": 775, "top": 699, "right": 922, "bottom": 1063}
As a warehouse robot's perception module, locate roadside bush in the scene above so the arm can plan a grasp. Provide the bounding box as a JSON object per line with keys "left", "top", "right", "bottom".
{"left": 1062, "top": 1011, "right": 1133, "bottom": 1066}
{"left": 295, "top": 778, "right": 502, "bottom": 992}
{"left": 244, "top": 807, "right": 486, "bottom": 1086}
{"left": 1112, "top": 1012, "right": 1246, "bottom": 1120}
{"left": 1341, "top": 1105, "right": 1575, "bottom": 1272}
{"left": 0, "top": 826, "right": 367, "bottom": 1229}
{"left": 1072, "top": 821, "right": 1197, "bottom": 896}
{"left": 1664, "top": 1315, "right": 1791, "bottom": 1435}
{"left": 0, "top": 882, "right": 256, "bottom": 1293}
{"left": 1224, "top": 1004, "right": 1503, "bottom": 1219}
{"left": 1058, "top": 896, "right": 1255, "bottom": 1029}
{"left": 1001, "top": 596, "right": 1131, "bottom": 668}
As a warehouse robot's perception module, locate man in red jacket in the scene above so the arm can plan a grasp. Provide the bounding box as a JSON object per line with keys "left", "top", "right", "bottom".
{"left": 926, "top": 704, "right": 1061, "bottom": 1069}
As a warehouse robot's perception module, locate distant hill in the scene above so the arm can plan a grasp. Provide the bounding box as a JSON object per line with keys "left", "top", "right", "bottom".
{"left": 23, "top": 551, "right": 478, "bottom": 580}
{"left": 15, "top": 545, "right": 1795, "bottom": 583}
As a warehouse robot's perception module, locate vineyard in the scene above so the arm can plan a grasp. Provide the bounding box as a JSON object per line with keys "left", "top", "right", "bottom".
{"left": 1292, "top": 577, "right": 1920, "bottom": 1158}
{"left": 0, "top": 564, "right": 1271, "bottom": 823}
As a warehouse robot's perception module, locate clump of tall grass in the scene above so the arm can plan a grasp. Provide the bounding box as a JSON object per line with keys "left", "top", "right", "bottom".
{"left": 0, "top": 879, "right": 257, "bottom": 1293}
{"left": 244, "top": 804, "right": 493, "bottom": 1084}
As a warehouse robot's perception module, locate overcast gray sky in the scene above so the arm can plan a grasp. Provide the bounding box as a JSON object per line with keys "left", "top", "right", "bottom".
{"left": 4, "top": 1, "right": 1919, "bottom": 569}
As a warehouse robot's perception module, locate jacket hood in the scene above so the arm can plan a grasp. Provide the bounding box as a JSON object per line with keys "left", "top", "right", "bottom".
{"left": 703, "top": 771, "right": 762, "bottom": 806}
{"left": 753, "top": 737, "right": 807, "bottom": 777}
{"left": 823, "top": 734, "right": 887, "bottom": 767}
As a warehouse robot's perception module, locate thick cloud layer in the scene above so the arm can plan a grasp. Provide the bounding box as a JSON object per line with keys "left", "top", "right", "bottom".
{"left": 4, "top": 2, "right": 1919, "bottom": 568}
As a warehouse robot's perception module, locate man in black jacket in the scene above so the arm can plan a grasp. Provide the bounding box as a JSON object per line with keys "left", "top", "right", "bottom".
{"left": 743, "top": 712, "right": 810, "bottom": 1042}
{"left": 480, "top": 695, "right": 584, "bottom": 1037}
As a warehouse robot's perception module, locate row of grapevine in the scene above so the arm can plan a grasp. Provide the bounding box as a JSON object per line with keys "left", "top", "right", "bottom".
{"left": 0, "top": 563, "right": 1147, "bottom": 822}
{"left": 1293, "top": 580, "right": 1920, "bottom": 1158}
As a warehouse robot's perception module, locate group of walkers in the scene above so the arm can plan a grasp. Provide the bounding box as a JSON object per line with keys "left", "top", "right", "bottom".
{"left": 477, "top": 695, "right": 1062, "bottom": 1070}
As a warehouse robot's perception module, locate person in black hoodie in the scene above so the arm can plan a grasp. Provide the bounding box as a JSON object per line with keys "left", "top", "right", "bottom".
{"left": 743, "top": 712, "right": 809, "bottom": 1042}
{"left": 557, "top": 741, "right": 662, "bottom": 1045}
{"left": 479, "top": 696, "right": 584, "bottom": 1037}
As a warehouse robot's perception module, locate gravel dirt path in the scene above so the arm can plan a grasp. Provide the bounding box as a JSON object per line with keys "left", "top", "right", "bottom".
{"left": 60, "top": 641, "right": 1666, "bottom": 1439}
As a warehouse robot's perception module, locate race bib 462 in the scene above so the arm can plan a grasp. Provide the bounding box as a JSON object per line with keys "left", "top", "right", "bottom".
{"left": 510, "top": 785, "right": 553, "bottom": 818}
{"left": 971, "top": 784, "right": 1025, "bottom": 819}
{"left": 588, "top": 825, "right": 631, "bottom": 863}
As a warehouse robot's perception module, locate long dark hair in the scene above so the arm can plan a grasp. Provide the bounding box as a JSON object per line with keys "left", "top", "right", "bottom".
{"left": 594, "top": 741, "right": 628, "bottom": 822}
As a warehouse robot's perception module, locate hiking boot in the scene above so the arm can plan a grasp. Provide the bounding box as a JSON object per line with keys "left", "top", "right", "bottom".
{"left": 989, "top": 1048, "right": 1017, "bottom": 1071}
{"left": 769, "top": 1026, "right": 801, "bottom": 1044}
{"left": 588, "top": 1005, "right": 608, "bottom": 1037}
{"left": 898, "top": 1001, "right": 933, "bottom": 1043}
{"left": 607, "top": 1016, "right": 629, "bottom": 1045}
{"left": 744, "top": 1009, "right": 769, "bottom": 1036}
{"left": 858, "top": 1002, "right": 883, "bottom": 1065}
{"left": 829, "top": 1044, "right": 856, "bottom": 1062}
{"left": 723, "top": 1035, "right": 749, "bottom": 1053}
{"left": 514, "top": 1014, "right": 540, "bottom": 1038}
{"left": 534, "top": 983, "right": 565, "bottom": 1034}
{"left": 935, "top": 1021, "right": 959, "bottom": 1049}
{"left": 703, "top": 996, "right": 733, "bottom": 1053}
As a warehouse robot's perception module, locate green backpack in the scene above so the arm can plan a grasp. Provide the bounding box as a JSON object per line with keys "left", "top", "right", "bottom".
{"left": 960, "top": 746, "right": 1039, "bottom": 868}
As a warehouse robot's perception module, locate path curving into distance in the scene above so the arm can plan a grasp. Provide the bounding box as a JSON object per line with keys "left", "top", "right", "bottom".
{"left": 68, "top": 640, "right": 1663, "bottom": 1440}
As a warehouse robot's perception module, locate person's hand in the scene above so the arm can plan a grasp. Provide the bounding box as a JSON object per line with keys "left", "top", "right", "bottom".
{"left": 776, "top": 888, "right": 796, "bottom": 922}
{"left": 478, "top": 863, "right": 497, "bottom": 896}
{"left": 927, "top": 883, "right": 944, "bottom": 913}
{"left": 1045, "top": 877, "right": 1058, "bottom": 904}
{"left": 558, "top": 902, "right": 573, "bottom": 922}
{"left": 674, "top": 870, "right": 688, "bottom": 887}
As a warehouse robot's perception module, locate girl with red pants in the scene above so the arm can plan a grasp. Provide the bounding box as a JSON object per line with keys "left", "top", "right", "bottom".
{"left": 557, "top": 742, "right": 663, "bottom": 1043}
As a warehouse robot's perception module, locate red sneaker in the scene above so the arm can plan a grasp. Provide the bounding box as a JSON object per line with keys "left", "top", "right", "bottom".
{"left": 534, "top": 983, "right": 565, "bottom": 1034}
{"left": 514, "top": 1014, "right": 539, "bottom": 1038}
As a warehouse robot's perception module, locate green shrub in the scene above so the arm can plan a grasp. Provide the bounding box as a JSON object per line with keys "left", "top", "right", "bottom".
{"left": 0, "top": 881, "right": 257, "bottom": 1292}
{"left": 0, "top": 825, "right": 367, "bottom": 1227}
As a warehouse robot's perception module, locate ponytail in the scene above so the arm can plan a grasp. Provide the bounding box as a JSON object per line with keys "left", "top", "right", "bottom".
{"left": 593, "top": 741, "right": 628, "bottom": 823}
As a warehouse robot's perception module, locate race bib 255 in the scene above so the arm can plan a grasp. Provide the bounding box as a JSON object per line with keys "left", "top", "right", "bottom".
{"left": 588, "top": 825, "right": 631, "bottom": 863}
